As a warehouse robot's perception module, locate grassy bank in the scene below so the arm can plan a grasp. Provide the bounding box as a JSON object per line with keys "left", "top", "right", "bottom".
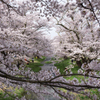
{"left": 0, "top": 88, "right": 26, "bottom": 100}
{"left": 54, "top": 58, "right": 100, "bottom": 100}
{"left": 0, "top": 57, "right": 46, "bottom": 99}
{"left": 1, "top": 57, "right": 100, "bottom": 100}
{"left": 26, "top": 56, "right": 45, "bottom": 72}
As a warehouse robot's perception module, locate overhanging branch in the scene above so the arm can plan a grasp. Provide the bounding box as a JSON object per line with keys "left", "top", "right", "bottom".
{"left": 0, "top": 0, "right": 21, "bottom": 15}
{"left": 57, "top": 23, "right": 81, "bottom": 43}
{"left": 0, "top": 70, "right": 100, "bottom": 91}
{"left": 78, "top": 0, "right": 100, "bottom": 26}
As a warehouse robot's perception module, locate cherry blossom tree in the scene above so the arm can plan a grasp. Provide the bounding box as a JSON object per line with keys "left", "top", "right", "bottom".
{"left": 53, "top": 1, "right": 100, "bottom": 67}
{"left": 76, "top": 0, "right": 100, "bottom": 25}
{"left": 0, "top": 0, "right": 100, "bottom": 100}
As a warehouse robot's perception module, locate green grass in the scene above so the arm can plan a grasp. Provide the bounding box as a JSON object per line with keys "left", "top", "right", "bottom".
{"left": 0, "top": 88, "right": 26, "bottom": 100}
{"left": 54, "top": 59, "right": 71, "bottom": 74}
{"left": 54, "top": 58, "right": 100, "bottom": 100}
{"left": 75, "top": 93, "right": 91, "bottom": 100}
{"left": 54, "top": 59, "right": 85, "bottom": 82}
{"left": 51, "top": 57, "right": 56, "bottom": 60}
{"left": 58, "top": 58, "right": 64, "bottom": 60}
{"left": 76, "top": 88, "right": 100, "bottom": 100}
{"left": 26, "top": 57, "right": 45, "bottom": 72}
{"left": 45, "top": 61, "right": 52, "bottom": 64}
{"left": 15, "top": 88, "right": 27, "bottom": 98}
{"left": 71, "top": 63, "right": 79, "bottom": 73}
{"left": 26, "top": 62, "right": 43, "bottom": 72}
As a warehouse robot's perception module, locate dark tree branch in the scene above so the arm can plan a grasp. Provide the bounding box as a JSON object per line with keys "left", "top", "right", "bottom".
{"left": 56, "top": 23, "right": 80, "bottom": 43}
{"left": 51, "top": 87, "right": 69, "bottom": 100}
{"left": 0, "top": 0, "right": 13, "bottom": 8}
{"left": 49, "top": 74, "right": 100, "bottom": 81}
{"left": 2, "top": 89, "right": 17, "bottom": 99}
{"left": 45, "top": 81, "right": 100, "bottom": 89}
{"left": 51, "top": 86, "right": 92, "bottom": 100}
{"left": 0, "top": 69, "right": 100, "bottom": 93}
{"left": 78, "top": 3, "right": 93, "bottom": 11}
{"left": 87, "top": 0, "right": 100, "bottom": 26}
{"left": 0, "top": 0, "right": 21, "bottom": 15}
{"left": 78, "top": 0, "right": 100, "bottom": 26}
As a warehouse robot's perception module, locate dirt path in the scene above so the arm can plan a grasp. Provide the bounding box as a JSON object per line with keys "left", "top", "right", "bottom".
{"left": 38, "top": 57, "right": 61, "bottom": 100}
